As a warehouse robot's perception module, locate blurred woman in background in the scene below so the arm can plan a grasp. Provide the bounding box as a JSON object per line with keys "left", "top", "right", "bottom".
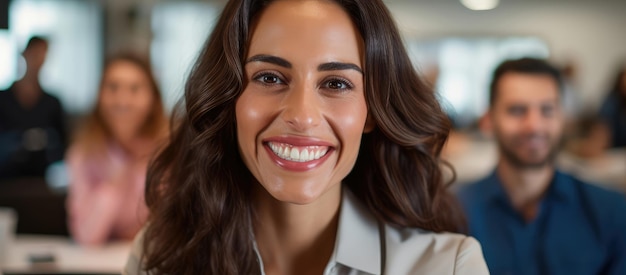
{"left": 66, "top": 53, "right": 168, "bottom": 246}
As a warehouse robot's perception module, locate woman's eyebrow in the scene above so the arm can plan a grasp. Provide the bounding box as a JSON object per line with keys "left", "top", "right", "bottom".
{"left": 246, "top": 54, "right": 292, "bottom": 68}
{"left": 245, "top": 54, "right": 363, "bottom": 74}
{"left": 318, "top": 62, "right": 363, "bottom": 74}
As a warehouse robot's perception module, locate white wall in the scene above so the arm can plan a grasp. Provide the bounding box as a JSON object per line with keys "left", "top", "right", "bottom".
{"left": 385, "top": 0, "right": 626, "bottom": 111}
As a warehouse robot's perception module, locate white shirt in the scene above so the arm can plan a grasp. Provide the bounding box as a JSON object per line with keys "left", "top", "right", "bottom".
{"left": 124, "top": 190, "right": 489, "bottom": 274}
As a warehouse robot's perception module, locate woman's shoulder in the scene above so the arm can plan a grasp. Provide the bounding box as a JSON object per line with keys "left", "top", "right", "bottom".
{"left": 122, "top": 228, "right": 147, "bottom": 275}
{"left": 383, "top": 226, "right": 489, "bottom": 274}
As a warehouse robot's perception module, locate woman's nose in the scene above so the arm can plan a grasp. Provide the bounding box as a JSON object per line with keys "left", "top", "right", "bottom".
{"left": 280, "top": 84, "right": 322, "bottom": 132}
{"left": 114, "top": 87, "right": 135, "bottom": 105}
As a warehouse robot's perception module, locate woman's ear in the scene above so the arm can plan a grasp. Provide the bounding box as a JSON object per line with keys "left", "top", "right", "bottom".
{"left": 363, "top": 114, "right": 376, "bottom": 133}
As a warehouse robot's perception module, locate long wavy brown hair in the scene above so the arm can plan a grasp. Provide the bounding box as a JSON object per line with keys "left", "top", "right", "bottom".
{"left": 72, "top": 53, "right": 168, "bottom": 156}
{"left": 142, "top": 0, "right": 464, "bottom": 273}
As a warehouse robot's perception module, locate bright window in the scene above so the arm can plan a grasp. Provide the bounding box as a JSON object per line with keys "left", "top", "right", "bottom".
{"left": 151, "top": 2, "right": 218, "bottom": 111}
{"left": 0, "top": 0, "right": 102, "bottom": 114}
{"left": 407, "top": 37, "right": 550, "bottom": 127}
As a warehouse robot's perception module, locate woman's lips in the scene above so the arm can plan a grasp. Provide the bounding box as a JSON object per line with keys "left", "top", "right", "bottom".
{"left": 262, "top": 137, "right": 335, "bottom": 172}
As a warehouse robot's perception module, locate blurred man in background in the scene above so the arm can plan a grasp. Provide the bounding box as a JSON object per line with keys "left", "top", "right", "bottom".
{"left": 457, "top": 58, "right": 626, "bottom": 275}
{"left": 0, "top": 36, "right": 67, "bottom": 180}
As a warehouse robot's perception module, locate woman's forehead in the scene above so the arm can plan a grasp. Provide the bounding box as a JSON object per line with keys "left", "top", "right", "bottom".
{"left": 246, "top": 0, "right": 363, "bottom": 67}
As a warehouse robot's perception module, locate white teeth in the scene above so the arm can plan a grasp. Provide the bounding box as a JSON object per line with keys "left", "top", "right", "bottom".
{"left": 267, "top": 142, "right": 329, "bottom": 162}
{"left": 290, "top": 148, "right": 300, "bottom": 159}
{"left": 301, "top": 149, "right": 309, "bottom": 160}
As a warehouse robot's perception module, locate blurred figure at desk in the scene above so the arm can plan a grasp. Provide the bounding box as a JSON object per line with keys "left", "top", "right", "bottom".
{"left": 66, "top": 53, "right": 168, "bottom": 246}
{"left": 0, "top": 36, "right": 67, "bottom": 180}
{"left": 457, "top": 58, "right": 626, "bottom": 275}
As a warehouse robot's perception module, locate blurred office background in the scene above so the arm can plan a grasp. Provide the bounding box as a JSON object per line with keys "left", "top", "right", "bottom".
{"left": 2, "top": 0, "right": 626, "bottom": 119}
{"left": 1, "top": 0, "right": 625, "bottom": 219}
{"left": 0, "top": 0, "right": 625, "bottom": 272}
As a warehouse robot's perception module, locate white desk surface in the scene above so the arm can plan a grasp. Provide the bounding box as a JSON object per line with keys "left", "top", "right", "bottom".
{"left": 2, "top": 234, "right": 131, "bottom": 274}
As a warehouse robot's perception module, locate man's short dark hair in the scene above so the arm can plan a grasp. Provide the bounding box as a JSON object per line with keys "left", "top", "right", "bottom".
{"left": 489, "top": 57, "right": 563, "bottom": 106}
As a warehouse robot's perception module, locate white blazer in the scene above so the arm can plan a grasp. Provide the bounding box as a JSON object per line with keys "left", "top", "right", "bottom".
{"left": 124, "top": 189, "right": 489, "bottom": 275}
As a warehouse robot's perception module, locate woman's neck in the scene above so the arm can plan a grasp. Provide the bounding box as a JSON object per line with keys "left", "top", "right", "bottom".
{"left": 114, "top": 135, "right": 156, "bottom": 160}
{"left": 253, "top": 183, "right": 341, "bottom": 275}
{"left": 13, "top": 79, "right": 41, "bottom": 109}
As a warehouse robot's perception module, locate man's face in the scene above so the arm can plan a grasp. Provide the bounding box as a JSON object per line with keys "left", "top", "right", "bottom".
{"left": 489, "top": 72, "right": 564, "bottom": 169}
{"left": 23, "top": 42, "right": 48, "bottom": 73}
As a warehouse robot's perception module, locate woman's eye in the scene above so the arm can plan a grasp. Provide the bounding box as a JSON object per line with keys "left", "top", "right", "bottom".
{"left": 106, "top": 83, "right": 118, "bottom": 92}
{"left": 254, "top": 73, "right": 283, "bottom": 85}
{"left": 324, "top": 78, "right": 353, "bottom": 90}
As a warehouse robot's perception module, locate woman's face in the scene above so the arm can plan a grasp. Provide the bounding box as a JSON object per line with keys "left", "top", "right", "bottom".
{"left": 99, "top": 60, "right": 155, "bottom": 143}
{"left": 236, "top": 0, "right": 372, "bottom": 204}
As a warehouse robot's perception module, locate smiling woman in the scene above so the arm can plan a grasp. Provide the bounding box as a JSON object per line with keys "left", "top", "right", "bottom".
{"left": 123, "top": 0, "right": 489, "bottom": 274}
{"left": 67, "top": 53, "right": 168, "bottom": 246}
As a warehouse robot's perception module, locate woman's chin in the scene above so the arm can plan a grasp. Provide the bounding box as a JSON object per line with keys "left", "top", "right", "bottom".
{"left": 110, "top": 128, "right": 138, "bottom": 144}
{"left": 264, "top": 183, "right": 340, "bottom": 206}
{"left": 276, "top": 194, "right": 320, "bottom": 205}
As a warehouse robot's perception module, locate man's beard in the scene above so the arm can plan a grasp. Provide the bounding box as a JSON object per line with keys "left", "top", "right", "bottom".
{"left": 495, "top": 132, "right": 562, "bottom": 170}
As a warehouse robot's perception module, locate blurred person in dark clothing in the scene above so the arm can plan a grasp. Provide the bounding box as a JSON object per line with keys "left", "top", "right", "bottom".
{"left": 565, "top": 115, "right": 610, "bottom": 158}
{"left": 598, "top": 66, "right": 626, "bottom": 148}
{"left": 457, "top": 58, "right": 626, "bottom": 275}
{"left": 573, "top": 65, "right": 626, "bottom": 158}
{"left": 0, "top": 36, "right": 66, "bottom": 180}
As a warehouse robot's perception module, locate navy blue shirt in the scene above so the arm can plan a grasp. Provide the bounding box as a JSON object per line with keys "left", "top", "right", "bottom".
{"left": 457, "top": 170, "right": 626, "bottom": 275}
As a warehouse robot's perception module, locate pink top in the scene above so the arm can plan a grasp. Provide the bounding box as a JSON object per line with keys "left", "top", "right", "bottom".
{"left": 66, "top": 143, "right": 149, "bottom": 246}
